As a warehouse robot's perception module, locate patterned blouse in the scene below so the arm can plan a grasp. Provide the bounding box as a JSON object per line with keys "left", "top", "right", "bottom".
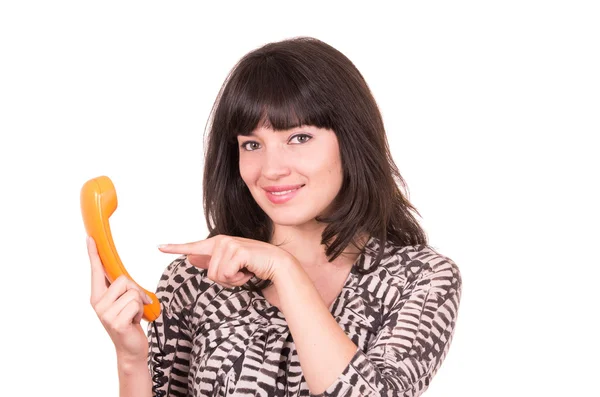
{"left": 147, "top": 235, "right": 462, "bottom": 397}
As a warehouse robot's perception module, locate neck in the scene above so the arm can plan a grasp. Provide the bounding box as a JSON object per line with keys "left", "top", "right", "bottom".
{"left": 270, "top": 222, "right": 367, "bottom": 270}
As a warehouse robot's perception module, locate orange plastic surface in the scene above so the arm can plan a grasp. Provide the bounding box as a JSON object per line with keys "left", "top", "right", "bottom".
{"left": 80, "top": 176, "right": 160, "bottom": 322}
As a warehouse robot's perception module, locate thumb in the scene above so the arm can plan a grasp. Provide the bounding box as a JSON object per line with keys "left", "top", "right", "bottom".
{"left": 187, "top": 254, "right": 211, "bottom": 270}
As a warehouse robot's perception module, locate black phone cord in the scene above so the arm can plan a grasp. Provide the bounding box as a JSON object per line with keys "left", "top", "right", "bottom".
{"left": 151, "top": 320, "right": 166, "bottom": 397}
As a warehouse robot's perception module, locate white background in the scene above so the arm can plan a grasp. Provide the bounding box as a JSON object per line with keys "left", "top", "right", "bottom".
{"left": 1, "top": 1, "right": 598, "bottom": 396}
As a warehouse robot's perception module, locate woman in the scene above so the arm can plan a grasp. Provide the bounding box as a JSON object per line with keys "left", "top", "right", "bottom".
{"left": 88, "top": 36, "right": 462, "bottom": 397}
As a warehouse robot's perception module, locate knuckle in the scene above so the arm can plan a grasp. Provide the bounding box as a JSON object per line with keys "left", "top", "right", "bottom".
{"left": 134, "top": 292, "right": 144, "bottom": 304}
{"left": 228, "top": 240, "right": 240, "bottom": 250}
{"left": 91, "top": 299, "right": 103, "bottom": 313}
{"left": 128, "top": 297, "right": 142, "bottom": 310}
{"left": 99, "top": 313, "right": 110, "bottom": 325}
{"left": 126, "top": 289, "right": 141, "bottom": 301}
{"left": 220, "top": 235, "right": 233, "bottom": 245}
{"left": 235, "top": 246, "right": 247, "bottom": 258}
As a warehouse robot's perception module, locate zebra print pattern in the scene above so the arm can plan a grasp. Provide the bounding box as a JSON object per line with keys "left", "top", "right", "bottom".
{"left": 147, "top": 236, "right": 461, "bottom": 396}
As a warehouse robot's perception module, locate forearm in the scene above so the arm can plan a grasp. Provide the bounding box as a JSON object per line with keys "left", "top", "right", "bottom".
{"left": 273, "top": 260, "right": 358, "bottom": 395}
{"left": 117, "top": 356, "right": 153, "bottom": 397}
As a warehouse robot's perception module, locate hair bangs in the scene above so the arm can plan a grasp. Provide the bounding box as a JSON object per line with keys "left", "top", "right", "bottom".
{"left": 224, "top": 56, "right": 334, "bottom": 141}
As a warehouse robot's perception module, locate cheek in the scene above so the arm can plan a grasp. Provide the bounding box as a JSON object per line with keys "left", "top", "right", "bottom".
{"left": 325, "top": 159, "right": 344, "bottom": 192}
{"left": 328, "top": 163, "right": 344, "bottom": 186}
{"left": 320, "top": 153, "right": 343, "bottom": 179}
{"left": 238, "top": 156, "right": 260, "bottom": 183}
{"left": 300, "top": 157, "right": 341, "bottom": 187}
{"left": 330, "top": 155, "right": 342, "bottom": 173}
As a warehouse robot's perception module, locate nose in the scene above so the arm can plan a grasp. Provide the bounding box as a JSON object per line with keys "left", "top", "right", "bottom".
{"left": 262, "top": 146, "right": 291, "bottom": 180}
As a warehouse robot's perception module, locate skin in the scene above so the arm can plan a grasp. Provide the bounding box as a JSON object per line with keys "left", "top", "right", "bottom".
{"left": 160, "top": 124, "right": 365, "bottom": 393}
{"left": 88, "top": 124, "right": 368, "bottom": 396}
{"left": 237, "top": 124, "right": 344, "bottom": 252}
{"left": 234, "top": 124, "right": 367, "bottom": 307}
{"left": 88, "top": 237, "right": 153, "bottom": 397}
{"left": 237, "top": 124, "right": 362, "bottom": 270}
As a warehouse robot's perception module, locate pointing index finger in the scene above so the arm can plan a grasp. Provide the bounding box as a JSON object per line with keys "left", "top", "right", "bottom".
{"left": 157, "top": 238, "right": 214, "bottom": 255}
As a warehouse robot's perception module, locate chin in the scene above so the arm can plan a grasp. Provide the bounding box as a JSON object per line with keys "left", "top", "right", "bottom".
{"left": 268, "top": 214, "right": 309, "bottom": 226}
{"left": 263, "top": 208, "right": 320, "bottom": 227}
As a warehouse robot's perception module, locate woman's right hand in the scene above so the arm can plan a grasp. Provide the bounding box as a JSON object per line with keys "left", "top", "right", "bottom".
{"left": 87, "top": 236, "right": 152, "bottom": 363}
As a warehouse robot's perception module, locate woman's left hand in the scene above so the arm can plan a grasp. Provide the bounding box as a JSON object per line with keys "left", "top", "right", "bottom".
{"left": 157, "top": 235, "right": 296, "bottom": 288}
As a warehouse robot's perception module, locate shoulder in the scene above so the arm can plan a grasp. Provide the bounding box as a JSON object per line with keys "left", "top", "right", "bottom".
{"left": 154, "top": 255, "right": 214, "bottom": 313}
{"left": 401, "top": 244, "right": 461, "bottom": 295}
{"left": 363, "top": 238, "right": 462, "bottom": 299}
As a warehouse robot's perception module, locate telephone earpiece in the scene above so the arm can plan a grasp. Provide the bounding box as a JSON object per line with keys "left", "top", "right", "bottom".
{"left": 81, "top": 176, "right": 160, "bottom": 322}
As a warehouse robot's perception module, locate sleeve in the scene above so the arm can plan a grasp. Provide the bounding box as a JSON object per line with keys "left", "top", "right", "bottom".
{"left": 146, "top": 255, "right": 204, "bottom": 397}
{"left": 311, "top": 255, "right": 462, "bottom": 397}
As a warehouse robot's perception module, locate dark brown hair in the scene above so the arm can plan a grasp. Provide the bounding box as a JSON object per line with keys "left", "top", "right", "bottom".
{"left": 202, "top": 36, "right": 428, "bottom": 290}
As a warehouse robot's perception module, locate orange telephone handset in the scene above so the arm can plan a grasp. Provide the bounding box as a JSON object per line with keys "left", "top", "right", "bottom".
{"left": 80, "top": 176, "right": 160, "bottom": 322}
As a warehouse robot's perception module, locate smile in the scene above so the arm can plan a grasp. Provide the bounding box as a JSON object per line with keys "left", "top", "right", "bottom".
{"left": 264, "top": 185, "right": 304, "bottom": 204}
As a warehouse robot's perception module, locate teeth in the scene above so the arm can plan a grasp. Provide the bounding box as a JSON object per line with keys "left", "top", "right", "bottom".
{"left": 270, "top": 188, "right": 297, "bottom": 196}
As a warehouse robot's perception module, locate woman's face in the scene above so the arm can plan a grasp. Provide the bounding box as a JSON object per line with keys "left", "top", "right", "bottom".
{"left": 237, "top": 124, "right": 343, "bottom": 227}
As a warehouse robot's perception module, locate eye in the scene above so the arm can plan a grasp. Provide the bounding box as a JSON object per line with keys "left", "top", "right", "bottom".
{"left": 289, "top": 134, "right": 312, "bottom": 144}
{"left": 240, "top": 141, "right": 260, "bottom": 151}
{"left": 240, "top": 134, "right": 312, "bottom": 152}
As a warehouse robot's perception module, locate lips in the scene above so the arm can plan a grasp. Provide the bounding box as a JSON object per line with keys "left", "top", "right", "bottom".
{"left": 263, "top": 184, "right": 304, "bottom": 193}
{"left": 264, "top": 184, "right": 304, "bottom": 204}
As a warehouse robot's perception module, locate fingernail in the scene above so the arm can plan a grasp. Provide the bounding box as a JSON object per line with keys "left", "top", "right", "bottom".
{"left": 144, "top": 294, "right": 153, "bottom": 304}
{"left": 157, "top": 244, "right": 167, "bottom": 249}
